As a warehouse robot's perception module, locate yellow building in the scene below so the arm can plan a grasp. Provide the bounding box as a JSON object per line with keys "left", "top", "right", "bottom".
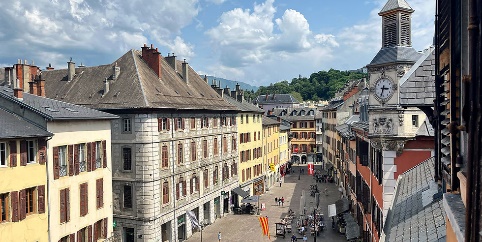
{"left": 262, "top": 117, "right": 281, "bottom": 188}
{"left": 222, "top": 92, "right": 264, "bottom": 204}
{"left": 0, "top": 109, "right": 52, "bottom": 242}
{"left": 278, "top": 120, "right": 291, "bottom": 176}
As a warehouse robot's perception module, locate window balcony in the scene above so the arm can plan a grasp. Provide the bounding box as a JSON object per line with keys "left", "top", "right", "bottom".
{"left": 79, "top": 161, "right": 87, "bottom": 172}
{"left": 60, "top": 165, "right": 68, "bottom": 177}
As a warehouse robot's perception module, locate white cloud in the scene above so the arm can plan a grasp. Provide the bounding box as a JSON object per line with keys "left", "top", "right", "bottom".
{"left": 206, "top": 0, "right": 226, "bottom": 4}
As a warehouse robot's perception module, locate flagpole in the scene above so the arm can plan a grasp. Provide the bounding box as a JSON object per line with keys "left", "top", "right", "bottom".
{"left": 200, "top": 223, "right": 203, "bottom": 242}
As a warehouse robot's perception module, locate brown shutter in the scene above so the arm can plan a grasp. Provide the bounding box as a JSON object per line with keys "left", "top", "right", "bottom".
{"left": 91, "top": 142, "right": 97, "bottom": 171}
{"left": 38, "top": 138, "right": 47, "bottom": 165}
{"left": 88, "top": 225, "right": 93, "bottom": 242}
{"left": 97, "top": 178, "right": 103, "bottom": 208}
{"left": 9, "top": 141, "right": 17, "bottom": 167}
{"left": 60, "top": 189, "right": 66, "bottom": 223}
{"left": 183, "top": 180, "right": 187, "bottom": 196}
{"left": 70, "top": 233, "right": 75, "bottom": 241}
{"left": 196, "top": 177, "right": 200, "bottom": 191}
{"left": 66, "top": 188, "right": 70, "bottom": 222}
{"left": 53, "top": 146, "right": 59, "bottom": 180}
{"left": 80, "top": 184, "right": 85, "bottom": 216}
{"left": 77, "top": 230, "right": 82, "bottom": 242}
{"left": 103, "top": 217, "right": 108, "bottom": 238}
{"left": 11, "top": 191, "right": 18, "bottom": 222}
{"left": 158, "top": 118, "right": 162, "bottom": 131}
{"left": 19, "top": 189, "right": 26, "bottom": 220}
{"left": 176, "top": 183, "right": 179, "bottom": 199}
{"left": 68, "top": 145, "right": 74, "bottom": 176}
{"left": 182, "top": 118, "right": 185, "bottom": 129}
{"left": 74, "top": 144, "right": 80, "bottom": 175}
{"left": 175, "top": 118, "right": 178, "bottom": 130}
{"left": 87, "top": 143, "right": 92, "bottom": 172}
{"left": 102, "top": 140, "right": 107, "bottom": 168}
{"left": 167, "top": 118, "right": 170, "bottom": 131}
{"left": 20, "top": 140, "right": 27, "bottom": 166}
{"left": 190, "top": 178, "right": 193, "bottom": 194}
{"left": 38, "top": 185, "right": 45, "bottom": 214}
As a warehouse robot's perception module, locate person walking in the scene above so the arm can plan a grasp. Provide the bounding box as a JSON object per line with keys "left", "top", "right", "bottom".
{"left": 275, "top": 197, "right": 278, "bottom": 205}
{"left": 291, "top": 234, "right": 297, "bottom": 241}
{"left": 218, "top": 232, "right": 222, "bottom": 242}
{"left": 280, "top": 180, "right": 282, "bottom": 187}
{"left": 281, "top": 197, "right": 285, "bottom": 207}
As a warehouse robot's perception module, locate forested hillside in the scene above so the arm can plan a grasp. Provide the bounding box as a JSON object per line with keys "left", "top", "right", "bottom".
{"left": 245, "top": 69, "right": 367, "bottom": 102}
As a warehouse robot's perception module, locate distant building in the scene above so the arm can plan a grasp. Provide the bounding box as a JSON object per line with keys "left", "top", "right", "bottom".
{"left": 254, "top": 94, "right": 300, "bottom": 114}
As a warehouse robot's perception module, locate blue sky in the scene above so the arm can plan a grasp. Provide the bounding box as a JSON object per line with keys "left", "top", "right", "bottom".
{"left": 0, "top": 0, "right": 435, "bottom": 86}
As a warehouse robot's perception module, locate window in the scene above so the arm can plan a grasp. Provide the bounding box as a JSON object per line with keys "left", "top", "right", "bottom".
{"left": 191, "top": 174, "right": 199, "bottom": 193}
{"left": 213, "top": 166, "right": 219, "bottom": 185}
{"left": 123, "top": 185, "right": 132, "bottom": 209}
{"left": 0, "top": 143, "right": 6, "bottom": 166}
{"left": 213, "top": 138, "right": 218, "bottom": 155}
{"left": 162, "top": 181, "right": 169, "bottom": 204}
{"left": 80, "top": 183, "right": 88, "bottom": 217}
{"left": 95, "top": 141, "right": 101, "bottom": 169}
{"left": 161, "top": 145, "right": 168, "bottom": 168}
{"left": 176, "top": 118, "right": 184, "bottom": 130}
{"left": 201, "top": 117, "right": 209, "bottom": 128}
{"left": 221, "top": 117, "right": 227, "bottom": 126}
{"left": 204, "top": 169, "right": 209, "bottom": 188}
{"left": 240, "top": 115, "right": 244, "bottom": 124}
{"left": 158, "top": 118, "right": 169, "bottom": 131}
{"left": 232, "top": 138, "right": 237, "bottom": 151}
{"left": 122, "top": 118, "right": 131, "bottom": 133}
{"left": 231, "top": 116, "right": 236, "bottom": 126}
{"left": 191, "top": 117, "right": 196, "bottom": 129}
{"left": 96, "top": 178, "right": 103, "bottom": 209}
{"left": 124, "top": 228, "right": 135, "bottom": 242}
{"left": 213, "top": 118, "right": 218, "bottom": 127}
{"left": 412, "top": 115, "right": 419, "bottom": 127}
{"left": 59, "top": 146, "right": 67, "bottom": 177}
{"left": 191, "top": 141, "right": 196, "bottom": 161}
{"left": 27, "top": 140, "right": 36, "bottom": 163}
{"left": 122, "top": 147, "right": 132, "bottom": 171}
{"left": 177, "top": 177, "right": 187, "bottom": 199}
{"left": 177, "top": 143, "right": 183, "bottom": 164}
{"left": 0, "top": 193, "right": 9, "bottom": 222}
{"left": 246, "top": 115, "right": 249, "bottom": 123}
{"left": 60, "top": 188, "right": 70, "bottom": 223}
{"left": 203, "top": 140, "right": 208, "bottom": 158}
{"left": 223, "top": 137, "right": 228, "bottom": 153}
{"left": 77, "top": 227, "right": 88, "bottom": 242}
{"left": 79, "top": 144, "right": 86, "bottom": 172}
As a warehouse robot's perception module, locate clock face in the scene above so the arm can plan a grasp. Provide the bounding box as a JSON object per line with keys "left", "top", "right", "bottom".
{"left": 374, "top": 78, "right": 394, "bottom": 102}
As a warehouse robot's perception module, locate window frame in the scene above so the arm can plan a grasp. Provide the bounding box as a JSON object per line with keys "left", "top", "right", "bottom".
{"left": 26, "top": 140, "right": 36, "bottom": 164}
{"left": 59, "top": 146, "right": 68, "bottom": 177}
{"left": 0, "top": 193, "right": 9, "bottom": 222}
{"left": 0, "top": 142, "right": 6, "bottom": 167}
{"left": 122, "top": 118, "right": 132, "bottom": 133}
{"left": 177, "top": 143, "right": 184, "bottom": 164}
{"left": 123, "top": 185, "right": 133, "bottom": 209}
{"left": 122, "top": 147, "right": 132, "bottom": 171}
{"left": 162, "top": 181, "right": 169, "bottom": 205}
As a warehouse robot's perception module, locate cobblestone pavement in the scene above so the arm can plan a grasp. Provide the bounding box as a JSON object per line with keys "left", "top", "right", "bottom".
{"left": 185, "top": 164, "right": 348, "bottom": 242}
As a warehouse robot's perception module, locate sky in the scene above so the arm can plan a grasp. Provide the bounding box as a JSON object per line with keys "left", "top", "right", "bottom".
{"left": 0, "top": 0, "right": 435, "bottom": 86}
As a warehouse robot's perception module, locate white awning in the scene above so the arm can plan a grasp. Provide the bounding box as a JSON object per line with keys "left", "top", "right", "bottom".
{"left": 232, "top": 187, "right": 250, "bottom": 198}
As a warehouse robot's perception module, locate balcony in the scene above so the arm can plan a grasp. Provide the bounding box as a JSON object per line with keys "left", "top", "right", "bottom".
{"left": 79, "top": 161, "right": 87, "bottom": 172}
{"left": 60, "top": 165, "right": 68, "bottom": 177}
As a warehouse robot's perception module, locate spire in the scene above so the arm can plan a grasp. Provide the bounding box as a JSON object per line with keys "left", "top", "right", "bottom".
{"left": 379, "top": 0, "right": 413, "bottom": 15}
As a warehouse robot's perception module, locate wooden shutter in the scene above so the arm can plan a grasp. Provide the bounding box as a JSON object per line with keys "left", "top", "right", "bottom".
{"left": 9, "top": 141, "right": 17, "bottom": 167}
{"left": 77, "top": 230, "right": 82, "bottom": 242}
{"left": 11, "top": 191, "right": 18, "bottom": 222}
{"left": 80, "top": 184, "right": 86, "bottom": 216}
{"left": 190, "top": 178, "right": 193, "bottom": 194}
{"left": 38, "top": 138, "right": 47, "bottom": 165}
{"left": 91, "top": 142, "right": 97, "bottom": 171}
{"left": 88, "top": 225, "right": 92, "bottom": 242}
{"left": 19, "top": 189, "right": 26, "bottom": 220}
{"left": 175, "top": 118, "right": 178, "bottom": 130}
{"left": 103, "top": 217, "right": 108, "bottom": 238}
{"left": 53, "top": 146, "right": 59, "bottom": 179}
{"left": 97, "top": 178, "right": 103, "bottom": 208}
{"left": 182, "top": 118, "right": 185, "bottom": 129}
{"left": 70, "top": 233, "right": 75, "bottom": 242}
{"left": 183, "top": 180, "right": 187, "bottom": 196}
{"left": 176, "top": 183, "right": 180, "bottom": 199}
{"left": 158, "top": 118, "right": 162, "bottom": 131}
{"left": 167, "top": 118, "right": 170, "bottom": 131}
{"left": 60, "top": 189, "right": 66, "bottom": 223}
{"left": 66, "top": 188, "right": 70, "bottom": 222}
{"left": 38, "top": 185, "right": 45, "bottom": 214}
{"left": 68, "top": 145, "right": 74, "bottom": 176}
{"left": 102, "top": 140, "right": 107, "bottom": 168}
{"left": 74, "top": 144, "right": 80, "bottom": 175}
{"left": 196, "top": 177, "right": 200, "bottom": 191}
{"left": 86, "top": 143, "right": 92, "bottom": 172}
{"left": 20, "top": 140, "right": 27, "bottom": 166}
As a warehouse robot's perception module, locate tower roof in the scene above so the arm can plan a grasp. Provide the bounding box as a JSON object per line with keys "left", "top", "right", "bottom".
{"left": 379, "top": 0, "right": 414, "bottom": 15}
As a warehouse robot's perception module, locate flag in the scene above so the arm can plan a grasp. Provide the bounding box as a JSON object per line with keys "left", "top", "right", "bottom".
{"left": 259, "top": 216, "right": 270, "bottom": 239}
{"left": 186, "top": 210, "right": 201, "bottom": 229}
{"left": 308, "top": 163, "right": 314, "bottom": 175}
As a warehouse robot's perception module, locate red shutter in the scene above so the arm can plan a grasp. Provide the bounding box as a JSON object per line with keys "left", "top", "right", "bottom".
{"left": 20, "top": 140, "right": 27, "bottom": 166}
{"left": 94, "top": 221, "right": 99, "bottom": 241}
{"left": 66, "top": 188, "right": 70, "bottom": 222}
{"left": 88, "top": 225, "right": 93, "bottom": 242}
{"left": 53, "top": 147, "right": 59, "bottom": 180}
{"left": 68, "top": 145, "right": 74, "bottom": 176}
{"left": 85, "top": 184, "right": 89, "bottom": 215}
{"left": 79, "top": 184, "right": 84, "bottom": 216}
{"left": 19, "top": 189, "right": 26, "bottom": 221}
{"left": 60, "top": 189, "right": 66, "bottom": 223}
{"left": 38, "top": 185, "right": 45, "bottom": 214}
{"left": 102, "top": 140, "right": 107, "bottom": 168}
{"left": 9, "top": 141, "right": 17, "bottom": 167}
{"left": 158, "top": 118, "right": 162, "bottom": 132}
{"left": 97, "top": 178, "right": 103, "bottom": 208}
{"left": 74, "top": 144, "right": 80, "bottom": 175}
{"left": 167, "top": 118, "right": 170, "bottom": 131}
{"left": 70, "top": 233, "right": 75, "bottom": 241}
{"left": 91, "top": 142, "right": 97, "bottom": 171}
{"left": 11, "top": 191, "right": 18, "bottom": 222}
{"left": 38, "top": 138, "right": 47, "bottom": 165}
{"left": 87, "top": 143, "right": 92, "bottom": 172}
{"left": 77, "top": 230, "right": 82, "bottom": 242}
{"left": 103, "top": 217, "right": 108, "bottom": 238}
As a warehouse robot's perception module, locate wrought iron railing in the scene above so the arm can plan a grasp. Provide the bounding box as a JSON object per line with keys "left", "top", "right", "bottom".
{"left": 60, "top": 165, "right": 68, "bottom": 177}
{"left": 80, "top": 161, "right": 87, "bottom": 172}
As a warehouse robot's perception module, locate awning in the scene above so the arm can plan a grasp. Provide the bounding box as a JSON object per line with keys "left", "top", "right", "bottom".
{"left": 343, "top": 212, "right": 360, "bottom": 240}
{"left": 232, "top": 187, "right": 249, "bottom": 198}
{"left": 241, "top": 195, "right": 259, "bottom": 204}
{"left": 335, "top": 198, "right": 350, "bottom": 215}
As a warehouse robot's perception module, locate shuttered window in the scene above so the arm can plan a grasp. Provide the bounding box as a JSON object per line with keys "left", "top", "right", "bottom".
{"left": 0, "top": 142, "right": 6, "bottom": 167}
{"left": 161, "top": 145, "right": 168, "bottom": 168}
{"left": 232, "top": 138, "right": 236, "bottom": 151}
{"left": 190, "top": 117, "right": 196, "bottom": 129}
{"left": 0, "top": 193, "right": 9, "bottom": 222}
{"left": 60, "top": 188, "right": 70, "bottom": 223}
{"left": 162, "top": 181, "right": 169, "bottom": 204}
{"left": 38, "top": 185, "right": 45, "bottom": 214}
{"left": 213, "top": 166, "right": 219, "bottom": 185}
{"left": 80, "top": 183, "right": 88, "bottom": 216}
{"left": 203, "top": 140, "right": 208, "bottom": 158}
{"left": 191, "top": 141, "right": 196, "bottom": 161}
{"left": 96, "top": 178, "right": 103, "bottom": 209}
{"left": 213, "top": 138, "right": 218, "bottom": 155}
{"left": 203, "top": 169, "right": 209, "bottom": 188}
{"left": 26, "top": 140, "right": 36, "bottom": 164}
{"left": 158, "top": 117, "right": 170, "bottom": 131}
{"left": 177, "top": 143, "right": 183, "bottom": 164}
{"left": 9, "top": 141, "right": 17, "bottom": 167}
{"left": 10, "top": 191, "right": 18, "bottom": 222}
{"left": 223, "top": 137, "right": 228, "bottom": 153}
{"left": 20, "top": 140, "right": 27, "bottom": 166}
{"left": 102, "top": 140, "right": 107, "bottom": 168}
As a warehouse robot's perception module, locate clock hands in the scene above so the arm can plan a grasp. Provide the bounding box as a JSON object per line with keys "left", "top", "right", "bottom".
{"left": 380, "top": 85, "right": 389, "bottom": 97}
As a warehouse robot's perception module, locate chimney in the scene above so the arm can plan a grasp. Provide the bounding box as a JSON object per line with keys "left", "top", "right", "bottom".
{"left": 28, "top": 81, "right": 37, "bottom": 95}
{"left": 268, "top": 109, "right": 273, "bottom": 116}
{"left": 215, "top": 87, "right": 223, "bottom": 97}
{"left": 223, "top": 86, "right": 231, "bottom": 96}
{"left": 37, "top": 79, "right": 45, "bottom": 97}
{"left": 237, "top": 91, "right": 244, "bottom": 102}
{"left": 182, "top": 59, "right": 189, "bottom": 84}
{"left": 68, "top": 58, "right": 75, "bottom": 81}
{"left": 78, "top": 62, "right": 85, "bottom": 68}
{"left": 165, "top": 53, "right": 177, "bottom": 71}
{"left": 211, "top": 79, "right": 218, "bottom": 89}
{"left": 13, "top": 88, "right": 23, "bottom": 100}
{"left": 231, "top": 90, "right": 237, "bottom": 99}
{"left": 46, "top": 63, "right": 54, "bottom": 70}
{"left": 113, "top": 62, "right": 120, "bottom": 81}
{"left": 236, "top": 83, "right": 241, "bottom": 92}
{"left": 141, "top": 44, "right": 162, "bottom": 78}
{"left": 204, "top": 75, "right": 208, "bottom": 83}
{"left": 104, "top": 78, "right": 110, "bottom": 95}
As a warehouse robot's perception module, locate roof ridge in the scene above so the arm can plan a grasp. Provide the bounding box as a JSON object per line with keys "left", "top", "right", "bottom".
{"left": 131, "top": 49, "right": 150, "bottom": 107}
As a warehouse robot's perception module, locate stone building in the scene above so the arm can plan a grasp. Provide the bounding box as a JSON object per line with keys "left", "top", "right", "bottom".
{"left": 42, "top": 44, "right": 239, "bottom": 241}
{"left": 254, "top": 94, "right": 300, "bottom": 114}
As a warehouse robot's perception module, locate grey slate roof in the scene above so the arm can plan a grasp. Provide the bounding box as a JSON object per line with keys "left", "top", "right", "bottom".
{"left": 368, "top": 46, "right": 423, "bottom": 67}
{"left": 0, "top": 86, "right": 117, "bottom": 120}
{"left": 384, "top": 157, "right": 446, "bottom": 242}
{"left": 336, "top": 115, "right": 360, "bottom": 139}
{"left": 400, "top": 47, "right": 436, "bottom": 106}
{"left": 320, "top": 100, "right": 343, "bottom": 111}
{"left": 351, "top": 121, "right": 369, "bottom": 132}
{"left": 255, "top": 94, "right": 299, "bottom": 105}
{"left": 0, "top": 108, "right": 52, "bottom": 139}
{"left": 415, "top": 118, "right": 435, "bottom": 137}
{"left": 262, "top": 116, "right": 280, "bottom": 126}
{"left": 223, "top": 95, "right": 263, "bottom": 113}
{"left": 42, "top": 50, "right": 236, "bottom": 111}
{"left": 380, "top": 0, "right": 414, "bottom": 14}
